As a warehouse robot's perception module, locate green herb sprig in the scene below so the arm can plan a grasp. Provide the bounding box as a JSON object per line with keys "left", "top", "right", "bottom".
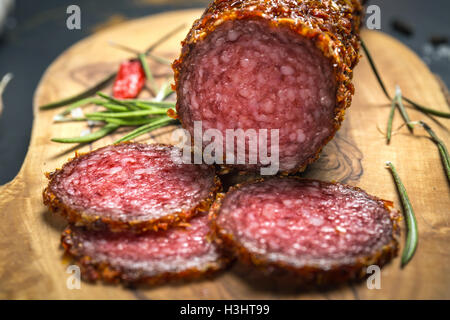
{"left": 43, "top": 24, "right": 185, "bottom": 145}
{"left": 414, "top": 121, "right": 450, "bottom": 182}
{"left": 39, "top": 24, "right": 185, "bottom": 110}
{"left": 385, "top": 161, "right": 418, "bottom": 268}
{"left": 51, "top": 91, "right": 177, "bottom": 144}
{"left": 361, "top": 39, "right": 450, "bottom": 119}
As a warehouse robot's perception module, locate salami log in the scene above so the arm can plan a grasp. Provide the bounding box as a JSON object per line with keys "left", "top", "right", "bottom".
{"left": 62, "top": 214, "right": 228, "bottom": 284}
{"left": 43, "top": 143, "right": 220, "bottom": 232}
{"left": 173, "top": 0, "right": 363, "bottom": 173}
{"left": 211, "top": 178, "right": 400, "bottom": 284}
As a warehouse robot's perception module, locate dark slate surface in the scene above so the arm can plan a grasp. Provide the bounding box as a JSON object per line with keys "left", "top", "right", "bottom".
{"left": 0, "top": 0, "right": 448, "bottom": 184}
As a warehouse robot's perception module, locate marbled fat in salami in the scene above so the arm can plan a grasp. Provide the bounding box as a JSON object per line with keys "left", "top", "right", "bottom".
{"left": 43, "top": 143, "right": 220, "bottom": 232}
{"left": 173, "top": 0, "right": 363, "bottom": 173}
{"left": 211, "top": 178, "right": 400, "bottom": 284}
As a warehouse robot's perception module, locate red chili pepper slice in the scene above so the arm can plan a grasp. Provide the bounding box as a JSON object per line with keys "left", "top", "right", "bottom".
{"left": 112, "top": 59, "right": 146, "bottom": 99}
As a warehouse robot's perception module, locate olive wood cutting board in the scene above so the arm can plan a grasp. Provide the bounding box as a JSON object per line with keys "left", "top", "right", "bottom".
{"left": 0, "top": 9, "right": 449, "bottom": 299}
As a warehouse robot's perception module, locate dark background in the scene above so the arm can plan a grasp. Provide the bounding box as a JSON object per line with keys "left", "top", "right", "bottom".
{"left": 0, "top": 0, "right": 449, "bottom": 184}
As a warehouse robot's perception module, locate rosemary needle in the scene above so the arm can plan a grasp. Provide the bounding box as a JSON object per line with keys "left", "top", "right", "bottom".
{"left": 155, "top": 81, "right": 174, "bottom": 102}
{"left": 39, "top": 73, "right": 116, "bottom": 110}
{"left": 360, "top": 39, "right": 392, "bottom": 100}
{"left": 385, "top": 161, "right": 418, "bottom": 268}
{"left": 395, "top": 85, "right": 414, "bottom": 132}
{"left": 51, "top": 123, "right": 120, "bottom": 144}
{"left": 53, "top": 117, "right": 89, "bottom": 123}
{"left": 96, "top": 92, "right": 137, "bottom": 110}
{"left": 143, "top": 23, "right": 186, "bottom": 55}
{"left": 0, "top": 73, "right": 13, "bottom": 116}
{"left": 105, "top": 118, "right": 157, "bottom": 126}
{"left": 361, "top": 39, "right": 450, "bottom": 119}
{"left": 114, "top": 117, "right": 174, "bottom": 143}
{"left": 58, "top": 97, "right": 104, "bottom": 117}
{"left": 134, "top": 101, "right": 175, "bottom": 110}
{"left": 386, "top": 93, "right": 397, "bottom": 144}
{"left": 138, "top": 53, "right": 159, "bottom": 95}
{"left": 404, "top": 97, "right": 450, "bottom": 119}
{"left": 100, "top": 103, "right": 129, "bottom": 112}
{"left": 418, "top": 121, "right": 450, "bottom": 182}
{"left": 108, "top": 41, "right": 172, "bottom": 66}
{"left": 86, "top": 109, "right": 167, "bottom": 119}
{"left": 147, "top": 53, "right": 172, "bottom": 66}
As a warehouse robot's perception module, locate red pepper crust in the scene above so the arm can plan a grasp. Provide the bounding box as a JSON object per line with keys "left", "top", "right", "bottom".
{"left": 43, "top": 143, "right": 221, "bottom": 233}
{"left": 173, "top": 0, "right": 363, "bottom": 174}
{"left": 61, "top": 225, "right": 231, "bottom": 285}
{"left": 210, "top": 177, "right": 400, "bottom": 285}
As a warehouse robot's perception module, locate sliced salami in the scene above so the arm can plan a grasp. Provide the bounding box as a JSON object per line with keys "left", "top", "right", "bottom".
{"left": 211, "top": 178, "right": 400, "bottom": 284}
{"left": 173, "top": 0, "right": 363, "bottom": 173}
{"left": 44, "top": 143, "right": 220, "bottom": 232}
{"left": 62, "top": 214, "right": 228, "bottom": 284}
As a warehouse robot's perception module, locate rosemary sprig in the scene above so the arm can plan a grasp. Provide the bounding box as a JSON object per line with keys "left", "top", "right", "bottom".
{"left": 51, "top": 89, "right": 178, "bottom": 143}
{"left": 51, "top": 123, "right": 120, "bottom": 144}
{"left": 385, "top": 161, "right": 418, "bottom": 268}
{"left": 417, "top": 121, "right": 450, "bottom": 182}
{"left": 361, "top": 39, "right": 450, "bottom": 118}
{"left": 39, "top": 24, "right": 185, "bottom": 110}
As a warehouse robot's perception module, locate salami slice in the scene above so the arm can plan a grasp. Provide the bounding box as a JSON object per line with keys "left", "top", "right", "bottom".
{"left": 173, "top": 0, "right": 363, "bottom": 173}
{"left": 43, "top": 143, "right": 220, "bottom": 232}
{"left": 62, "top": 214, "right": 228, "bottom": 284}
{"left": 211, "top": 178, "right": 400, "bottom": 284}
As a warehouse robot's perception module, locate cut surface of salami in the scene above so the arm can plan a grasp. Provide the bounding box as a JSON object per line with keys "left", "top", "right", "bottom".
{"left": 211, "top": 178, "right": 399, "bottom": 283}
{"left": 44, "top": 143, "right": 220, "bottom": 232}
{"left": 174, "top": 0, "right": 363, "bottom": 173}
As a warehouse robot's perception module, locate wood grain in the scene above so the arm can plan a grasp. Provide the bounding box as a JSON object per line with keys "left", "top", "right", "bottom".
{"left": 0, "top": 9, "right": 449, "bottom": 299}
